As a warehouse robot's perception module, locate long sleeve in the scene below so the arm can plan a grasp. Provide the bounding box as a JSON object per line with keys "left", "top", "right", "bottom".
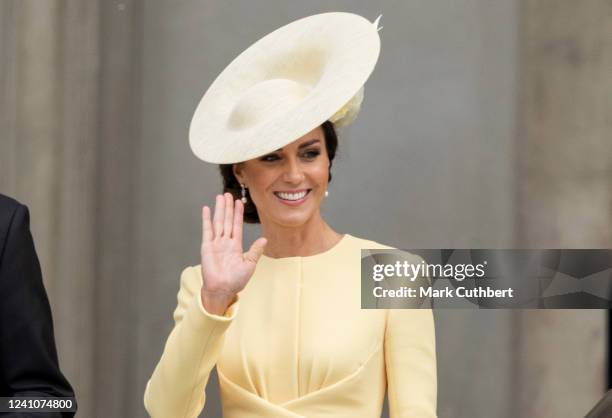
{"left": 0, "top": 200, "right": 76, "bottom": 418}
{"left": 144, "top": 266, "right": 238, "bottom": 418}
{"left": 384, "top": 307, "right": 437, "bottom": 418}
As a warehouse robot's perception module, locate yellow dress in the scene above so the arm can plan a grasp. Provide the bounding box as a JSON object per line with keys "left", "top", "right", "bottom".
{"left": 144, "top": 234, "right": 437, "bottom": 418}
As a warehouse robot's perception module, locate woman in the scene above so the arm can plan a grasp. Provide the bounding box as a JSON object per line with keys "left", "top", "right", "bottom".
{"left": 144, "top": 12, "right": 436, "bottom": 418}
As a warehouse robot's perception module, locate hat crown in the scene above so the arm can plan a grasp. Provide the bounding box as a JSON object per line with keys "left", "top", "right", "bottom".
{"left": 228, "top": 79, "right": 311, "bottom": 131}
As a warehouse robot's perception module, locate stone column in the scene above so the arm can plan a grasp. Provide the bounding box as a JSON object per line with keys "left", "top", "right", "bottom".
{"left": 0, "top": 1, "right": 100, "bottom": 416}
{"left": 95, "top": 0, "right": 143, "bottom": 416}
{"left": 516, "top": 0, "right": 611, "bottom": 416}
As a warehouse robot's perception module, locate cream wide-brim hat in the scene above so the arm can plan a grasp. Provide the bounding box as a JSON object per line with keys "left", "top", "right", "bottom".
{"left": 189, "top": 12, "right": 382, "bottom": 164}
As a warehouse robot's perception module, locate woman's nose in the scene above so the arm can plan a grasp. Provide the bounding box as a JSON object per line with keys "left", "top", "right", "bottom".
{"left": 282, "top": 158, "right": 305, "bottom": 184}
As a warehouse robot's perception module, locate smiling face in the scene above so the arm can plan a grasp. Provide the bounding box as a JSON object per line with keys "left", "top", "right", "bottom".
{"left": 233, "top": 126, "right": 330, "bottom": 228}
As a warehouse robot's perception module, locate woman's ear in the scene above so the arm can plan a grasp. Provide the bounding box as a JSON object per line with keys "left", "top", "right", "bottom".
{"left": 233, "top": 163, "right": 245, "bottom": 185}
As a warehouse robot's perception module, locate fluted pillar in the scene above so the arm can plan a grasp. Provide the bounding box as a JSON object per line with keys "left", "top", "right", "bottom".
{"left": 0, "top": 1, "right": 100, "bottom": 416}
{"left": 516, "top": 1, "right": 611, "bottom": 416}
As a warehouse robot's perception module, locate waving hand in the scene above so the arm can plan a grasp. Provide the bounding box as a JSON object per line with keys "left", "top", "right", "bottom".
{"left": 200, "top": 193, "right": 267, "bottom": 315}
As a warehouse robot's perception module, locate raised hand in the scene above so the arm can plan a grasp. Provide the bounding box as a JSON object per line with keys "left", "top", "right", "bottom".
{"left": 200, "top": 193, "right": 267, "bottom": 315}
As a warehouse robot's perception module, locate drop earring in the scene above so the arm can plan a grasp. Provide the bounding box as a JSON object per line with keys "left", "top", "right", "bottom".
{"left": 325, "top": 190, "right": 329, "bottom": 197}
{"left": 240, "top": 183, "right": 248, "bottom": 204}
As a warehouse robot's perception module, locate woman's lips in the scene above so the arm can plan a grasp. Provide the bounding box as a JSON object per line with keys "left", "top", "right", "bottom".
{"left": 273, "top": 189, "right": 311, "bottom": 206}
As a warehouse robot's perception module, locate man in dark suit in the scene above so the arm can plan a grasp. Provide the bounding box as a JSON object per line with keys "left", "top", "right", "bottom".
{"left": 0, "top": 194, "right": 76, "bottom": 417}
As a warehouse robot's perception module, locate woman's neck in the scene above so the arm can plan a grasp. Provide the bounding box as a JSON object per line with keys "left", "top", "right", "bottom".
{"left": 259, "top": 214, "right": 343, "bottom": 258}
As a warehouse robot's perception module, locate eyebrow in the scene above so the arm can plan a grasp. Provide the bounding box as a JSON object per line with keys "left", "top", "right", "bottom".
{"left": 275, "top": 139, "right": 321, "bottom": 152}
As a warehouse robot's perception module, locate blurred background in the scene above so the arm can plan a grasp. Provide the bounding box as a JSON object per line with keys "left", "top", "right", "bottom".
{"left": 1, "top": 1, "right": 610, "bottom": 417}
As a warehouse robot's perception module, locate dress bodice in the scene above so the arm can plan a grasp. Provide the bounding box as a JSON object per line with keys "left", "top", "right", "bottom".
{"left": 144, "top": 234, "right": 437, "bottom": 418}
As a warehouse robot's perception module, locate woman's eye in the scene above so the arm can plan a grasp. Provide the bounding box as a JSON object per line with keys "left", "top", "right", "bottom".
{"left": 261, "top": 154, "right": 280, "bottom": 162}
{"left": 303, "top": 149, "right": 320, "bottom": 159}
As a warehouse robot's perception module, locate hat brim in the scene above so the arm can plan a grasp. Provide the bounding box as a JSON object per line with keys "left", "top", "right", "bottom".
{"left": 189, "top": 12, "right": 381, "bottom": 164}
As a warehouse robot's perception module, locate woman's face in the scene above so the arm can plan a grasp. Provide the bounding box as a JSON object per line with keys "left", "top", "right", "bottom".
{"left": 233, "top": 126, "right": 330, "bottom": 228}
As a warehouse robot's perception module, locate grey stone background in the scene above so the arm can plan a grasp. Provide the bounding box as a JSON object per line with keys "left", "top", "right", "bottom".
{"left": 0, "top": 1, "right": 610, "bottom": 417}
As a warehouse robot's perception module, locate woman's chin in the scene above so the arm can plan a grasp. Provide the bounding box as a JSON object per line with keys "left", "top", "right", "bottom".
{"left": 269, "top": 211, "right": 314, "bottom": 228}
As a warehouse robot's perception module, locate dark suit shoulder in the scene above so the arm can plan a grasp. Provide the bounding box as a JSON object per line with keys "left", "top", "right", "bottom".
{"left": 0, "top": 194, "right": 27, "bottom": 265}
{"left": 0, "top": 193, "right": 22, "bottom": 217}
{"left": 0, "top": 194, "right": 76, "bottom": 405}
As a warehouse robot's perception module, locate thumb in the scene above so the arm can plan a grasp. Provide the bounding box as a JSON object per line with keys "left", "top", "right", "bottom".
{"left": 244, "top": 237, "right": 267, "bottom": 264}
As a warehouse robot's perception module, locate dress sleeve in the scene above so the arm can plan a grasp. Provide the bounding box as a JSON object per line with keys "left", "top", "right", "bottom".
{"left": 385, "top": 308, "right": 437, "bottom": 417}
{"left": 384, "top": 254, "right": 437, "bottom": 417}
{"left": 144, "top": 266, "right": 239, "bottom": 418}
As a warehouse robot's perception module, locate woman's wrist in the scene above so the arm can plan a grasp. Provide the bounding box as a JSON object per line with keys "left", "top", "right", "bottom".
{"left": 200, "top": 289, "right": 236, "bottom": 315}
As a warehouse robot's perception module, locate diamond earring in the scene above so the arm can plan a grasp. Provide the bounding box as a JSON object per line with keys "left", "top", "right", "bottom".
{"left": 325, "top": 190, "right": 329, "bottom": 197}
{"left": 240, "top": 183, "right": 248, "bottom": 204}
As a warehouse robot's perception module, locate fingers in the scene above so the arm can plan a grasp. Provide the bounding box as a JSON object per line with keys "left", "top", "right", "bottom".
{"left": 244, "top": 237, "right": 268, "bottom": 263}
{"left": 223, "top": 193, "right": 233, "bottom": 238}
{"left": 232, "top": 198, "right": 244, "bottom": 242}
{"left": 210, "top": 193, "right": 238, "bottom": 239}
{"left": 213, "top": 194, "right": 224, "bottom": 238}
{"left": 202, "top": 206, "right": 213, "bottom": 242}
